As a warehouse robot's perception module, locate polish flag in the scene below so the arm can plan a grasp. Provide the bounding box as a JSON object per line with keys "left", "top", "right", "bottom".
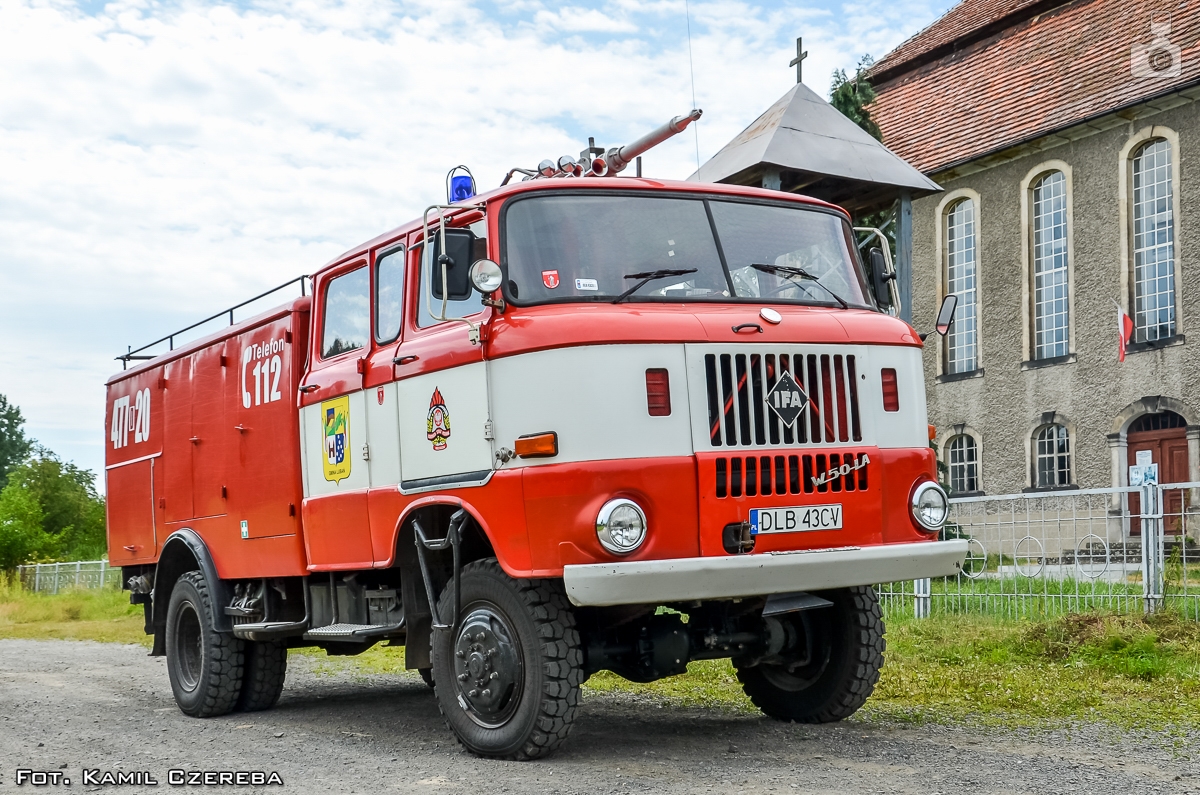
{"left": 1117, "top": 305, "right": 1135, "bottom": 362}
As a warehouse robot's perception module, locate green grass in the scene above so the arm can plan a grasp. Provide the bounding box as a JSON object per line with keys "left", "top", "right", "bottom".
{"left": 0, "top": 575, "right": 149, "bottom": 645}
{"left": 870, "top": 610, "right": 1200, "bottom": 728}
{"left": 2, "top": 577, "right": 1198, "bottom": 730}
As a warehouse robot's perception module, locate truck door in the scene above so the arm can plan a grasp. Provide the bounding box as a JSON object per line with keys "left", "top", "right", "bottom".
{"left": 299, "top": 261, "right": 374, "bottom": 569}
{"left": 391, "top": 230, "right": 493, "bottom": 491}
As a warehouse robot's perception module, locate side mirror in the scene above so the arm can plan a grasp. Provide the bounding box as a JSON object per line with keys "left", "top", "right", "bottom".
{"left": 430, "top": 229, "right": 476, "bottom": 301}
{"left": 935, "top": 294, "right": 958, "bottom": 336}
{"left": 868, "top": 247, "right": 894, "bottom": 308}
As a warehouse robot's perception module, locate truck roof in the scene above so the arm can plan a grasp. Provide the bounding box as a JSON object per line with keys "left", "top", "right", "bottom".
{"left": 317, "top": 177, "right": 850, "bottom": 278}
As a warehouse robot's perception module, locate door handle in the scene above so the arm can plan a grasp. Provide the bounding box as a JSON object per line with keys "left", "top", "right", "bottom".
{"left": 298, "top": 384, "right": 320, "bottom": 394}
{"left": 189, "top": 436, "right": 200, "bottom": 444}
{"left": 393, "top": 355, "right": 420, "bottom": 365}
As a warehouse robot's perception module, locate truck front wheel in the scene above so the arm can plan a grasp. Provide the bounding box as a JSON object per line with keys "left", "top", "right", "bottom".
{"left": 165, "top": 571, "right": 245, "bottom": 717}
{"left": 430, "top": 559, "right": 583, "bottom": 760}
{"left": 734, "top": 586, "right": 884, "bottom": 723}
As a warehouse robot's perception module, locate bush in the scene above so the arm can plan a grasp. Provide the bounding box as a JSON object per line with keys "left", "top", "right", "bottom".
{"left": 0, "top": 480, "right": 51, "bottom": 570}
{"left": 4, "top": 451, "right": 107, "bottom": 563}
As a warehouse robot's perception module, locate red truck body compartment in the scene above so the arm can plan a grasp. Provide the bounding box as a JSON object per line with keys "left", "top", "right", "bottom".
{"left": 104, "top": 298, "right": 312, "bottom": 579}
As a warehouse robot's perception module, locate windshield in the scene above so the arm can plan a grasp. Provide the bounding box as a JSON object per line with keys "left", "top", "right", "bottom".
{"left": 501, "top": 193, "right": 872, "bottom": 308}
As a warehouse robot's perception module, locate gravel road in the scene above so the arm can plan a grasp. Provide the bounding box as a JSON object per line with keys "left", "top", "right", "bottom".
{"left": 0, "top": 639, "right": 1196, "bottom": 794}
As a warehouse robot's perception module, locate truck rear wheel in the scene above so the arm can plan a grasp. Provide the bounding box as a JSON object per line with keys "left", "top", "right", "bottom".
{"left": 237, "top": 640, "right": 287, "bottom": 712}
{"left": 734, "top": 586, "right": 884, "bottom": 723}
{"left": 165, "top": 571, "right": 245, "bottom": 718}
{"left": 430, "top": 559, "right": 583, "bottom": 760}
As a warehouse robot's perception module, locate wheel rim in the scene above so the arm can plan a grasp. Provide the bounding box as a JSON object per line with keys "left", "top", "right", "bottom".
{"left": 760, "top": 613, "right": 833, "bottom": 692}
{"left": 451, "top": 602, "right": 524, "bottom": 728}
{"left": 173, "top": 600, "right": 203, "bottom": 692}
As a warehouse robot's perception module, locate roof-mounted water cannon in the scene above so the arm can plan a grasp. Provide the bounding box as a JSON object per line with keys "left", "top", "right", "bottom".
{"left": 501, "top": 109, "right": 702, "bottom": 185}
{"left": 603, "top": 108, "right": 702, "bottom": 175}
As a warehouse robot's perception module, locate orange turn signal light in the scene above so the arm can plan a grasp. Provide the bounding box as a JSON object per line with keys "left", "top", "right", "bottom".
{"left": 928, "top": 424, "right": 937, "bottom": 441}
{"left": 515, "top": 431, "right": 558, "bottom": 459}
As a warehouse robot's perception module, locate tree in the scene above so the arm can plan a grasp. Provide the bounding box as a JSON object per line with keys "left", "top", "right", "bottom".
{"left": 5, "top": 449, "right": 107, "bottom": 562}
{"left": 830, "top": 56, "right": 896, "bottom": 264}
{"left": 830, "top": 55, "right": 881, "bottom": 142}
{"left": 0, "top": 479, "right": 48, "bottom": 570}
{"left": 0, "top": 394, "right": 32, "bottom": 490}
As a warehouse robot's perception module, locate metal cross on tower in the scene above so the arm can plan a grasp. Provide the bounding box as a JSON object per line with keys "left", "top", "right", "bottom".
{"left": 789, "top": 37, "right": 808, "bottom": 83}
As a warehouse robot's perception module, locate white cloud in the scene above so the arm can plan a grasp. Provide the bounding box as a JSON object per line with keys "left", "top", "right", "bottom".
{"left": 0, "top": 0, "right": 950, "bottom": 480}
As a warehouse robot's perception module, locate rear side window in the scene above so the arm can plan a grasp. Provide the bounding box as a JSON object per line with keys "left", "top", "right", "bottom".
{"left": 321, "top": 267, "right": 369, "bottom": 359}
{"left": 375, "top": 247, "right": 405, "bottom": 344}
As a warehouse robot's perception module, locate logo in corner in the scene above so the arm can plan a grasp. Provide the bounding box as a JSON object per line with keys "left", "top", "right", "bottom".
{"left": 427, "top": 387, "right": 451, "bottom": 451}
{"left": 322, "top": 395, "right": 351, "bottom": 483}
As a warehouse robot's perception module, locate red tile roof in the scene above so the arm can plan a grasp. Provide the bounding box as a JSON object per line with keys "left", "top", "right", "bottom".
{"left": 871, "top": 0, "right": 1050, "bottom": 82}
{"left": 870, "top": 0, "right": 1200, "bottom": 174}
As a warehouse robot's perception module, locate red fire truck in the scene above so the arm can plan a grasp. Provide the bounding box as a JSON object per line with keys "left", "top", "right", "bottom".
{"left": 106, "top": 111, "right": 966, "bottom": 759}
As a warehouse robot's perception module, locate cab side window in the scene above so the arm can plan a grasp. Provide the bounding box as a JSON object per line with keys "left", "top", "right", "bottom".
{"left": 375, "top": 247, "right": 405, "bottom": 344}
{"left": 416, "top": 226, "right": 487, "bottom": 328}
{"left": 321, "top": 267, "right": 369, "bottom": 359}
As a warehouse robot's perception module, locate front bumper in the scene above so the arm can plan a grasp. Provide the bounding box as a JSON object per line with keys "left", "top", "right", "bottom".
{"left": 562, "top": 539, "right": 967, "bottom": 607}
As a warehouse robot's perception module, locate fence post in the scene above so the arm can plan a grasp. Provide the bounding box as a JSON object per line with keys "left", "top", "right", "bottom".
{"left": 914, "top": 578, "right": 931, "bottom": 619}
{"left": 100, "top": 560, "right": 107, "bottom": 588}
{"left": 34, "top": 564, "right": 41, "bottom": 593}
{"left": 1142, "top": 484, "right": 1164, "bottom": 614}
{"left": 75, "top": 561, "right": 82, "bottom": 588}
{"left": 53, "top": 562, "right": 60, "bottom": 594}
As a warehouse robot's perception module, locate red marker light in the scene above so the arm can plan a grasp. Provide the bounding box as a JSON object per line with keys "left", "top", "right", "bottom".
{"left": 646, "top": 369, "right": 671, "bottom": 416}
{"left": 881, "top": 369, "right": 899, "bottom": 412}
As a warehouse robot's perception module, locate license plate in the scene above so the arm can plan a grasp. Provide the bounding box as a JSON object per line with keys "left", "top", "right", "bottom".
{"left": 750, "top": 505, "right": 843, "bottom": 535}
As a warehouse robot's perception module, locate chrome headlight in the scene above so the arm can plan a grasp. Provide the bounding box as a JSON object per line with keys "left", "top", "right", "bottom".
{"left": 596, "top": 499, "right": 647, "bottom": 554}
{"left": 911, "top": 481, "right": 949, "bottom": 532}
{"left": 469, "top": 259, "right": 503, "bottom": 293}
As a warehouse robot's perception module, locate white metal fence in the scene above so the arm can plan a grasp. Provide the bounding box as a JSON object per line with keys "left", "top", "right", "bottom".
{"left": 16, "top": 560, "right": 121, "bottom": 593}
{"left": 878, "top": 483, "right": 1200, "bottom": 619}
{"left": 15, "top": 486, "right": 1200, "bottom": 621}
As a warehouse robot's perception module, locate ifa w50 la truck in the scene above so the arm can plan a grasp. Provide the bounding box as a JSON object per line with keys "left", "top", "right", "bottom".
{"left": 106, "top": 110, "right": 966, "bottom": 759}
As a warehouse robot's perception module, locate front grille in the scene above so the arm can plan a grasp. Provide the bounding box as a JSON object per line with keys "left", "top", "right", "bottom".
{"left": 704, "top": 352, "right": 861, "bottom": 447}
{"left": 714, "top": 452, "right": 869, "bottom": 499}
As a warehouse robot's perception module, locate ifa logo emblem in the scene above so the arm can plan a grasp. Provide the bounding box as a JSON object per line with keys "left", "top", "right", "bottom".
{"left": 542, "top": 270, "right": 560, "bottom": 289}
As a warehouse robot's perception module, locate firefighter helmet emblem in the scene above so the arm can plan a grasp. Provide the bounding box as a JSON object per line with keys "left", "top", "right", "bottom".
{"left": 542, "top": 270, "right": 560, "bottom": 289}
{"left": 321, "top": 395, "right": 351, "bottom": 483}
{"left": 427, "top": 387, "right": 451, "bottom": 451}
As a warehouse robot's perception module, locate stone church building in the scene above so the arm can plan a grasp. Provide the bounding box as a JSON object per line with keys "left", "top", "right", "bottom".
{"left": 870, "top": 0, "right": 1200, "bottom": 497}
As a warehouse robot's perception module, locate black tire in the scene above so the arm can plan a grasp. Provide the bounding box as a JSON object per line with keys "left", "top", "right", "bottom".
{"left": 165, "top": 571, "right": 245, "bottom": 718}
{"left": 237, "top": 640, "right": 287, "bottom": 712}
{"left": 418, "top": 668, "right": 434, "bottom": 689}
{"left": 735, "top": 586, "right": 884, "bottom": 723}
{"left": 430, "top": 559, "right": 583, "bottom": 760}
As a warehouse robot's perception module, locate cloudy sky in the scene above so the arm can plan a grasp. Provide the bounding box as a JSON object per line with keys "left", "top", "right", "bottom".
{"left": 0, "top": 0, "right": 953, "bottom": 483}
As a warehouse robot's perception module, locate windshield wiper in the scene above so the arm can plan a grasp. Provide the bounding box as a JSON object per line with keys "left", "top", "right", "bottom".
{"left": 750, "top": 263, "right": 849, "bottom": 309}
{"left": 612, "top": 268, "right": 698, "bottom": 304}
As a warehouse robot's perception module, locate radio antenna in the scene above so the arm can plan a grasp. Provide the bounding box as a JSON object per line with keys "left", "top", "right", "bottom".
{"left": 684, "top": 0, "right": 700, "bottom": 170}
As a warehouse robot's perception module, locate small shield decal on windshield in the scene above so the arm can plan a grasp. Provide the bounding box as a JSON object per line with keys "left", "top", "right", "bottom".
{"left": 765, "top": 371, "right": 809, "bottom": 427}
{"left": 542, "top": 270, "right": 560, "bottom": 289}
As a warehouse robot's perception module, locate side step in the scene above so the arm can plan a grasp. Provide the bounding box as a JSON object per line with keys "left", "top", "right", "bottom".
{"left": 232, "top": 619, "right": 308, "bottom": 642}
{"left": 303, "top": 622, "right": 404, "bottom": 642}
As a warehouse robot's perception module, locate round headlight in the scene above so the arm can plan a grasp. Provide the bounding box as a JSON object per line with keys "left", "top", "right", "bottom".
{"left": 469, "top": 259, "right": 503, "bottom": 293}
{"left": 596, "top": 499, "right": 647, "bottom": 554}
{"left": 911, "top": 481, "right": 949, "bottom": 532}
